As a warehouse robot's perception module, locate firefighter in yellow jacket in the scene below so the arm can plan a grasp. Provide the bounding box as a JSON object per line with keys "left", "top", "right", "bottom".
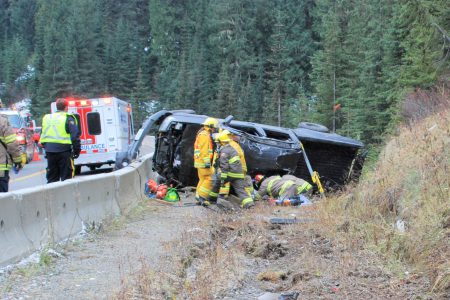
{"left": 194, "top": 117, "right": 219, "bottom": 206}
{"left": 216, "top": 130, "right": 254, "bottom": 209}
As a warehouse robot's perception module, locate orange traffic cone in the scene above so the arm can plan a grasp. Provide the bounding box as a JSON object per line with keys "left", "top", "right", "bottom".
{"left": 32, "top": 147, "right": 41, "bottom": 162}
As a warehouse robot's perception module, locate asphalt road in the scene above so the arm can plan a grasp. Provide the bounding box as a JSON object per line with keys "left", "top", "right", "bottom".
{"left": 8, "top": 136, "right": 154, "bottom": 192}
{"left": 8, "top": 154, "right": 116, "bottom": 191}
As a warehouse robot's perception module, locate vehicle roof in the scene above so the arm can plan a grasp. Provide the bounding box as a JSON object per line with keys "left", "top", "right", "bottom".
{"left": 293, "top": 127, "right": 364, "bottom": 148}
{"left": 159, "top": 111, "right": 364, "bottom": 149}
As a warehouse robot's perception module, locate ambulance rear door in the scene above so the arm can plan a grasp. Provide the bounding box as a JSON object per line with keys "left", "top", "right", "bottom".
{"left": 114, "top": 98, "right": 134, "bottom": 152}
{"left": 68, "top": 99, "right": 111, "bottom": 165}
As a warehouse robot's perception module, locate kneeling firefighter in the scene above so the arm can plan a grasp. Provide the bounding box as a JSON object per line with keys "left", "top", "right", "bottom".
{"left": 216, "top": 130, "right": 254, "bottom": 209}
{"left": 254, "top": 174, "right": 313, "bottom": 205}
{"left": 218, "top": 130, "right": 254, "bottom": 197}
{"left": 194, "top": 117, "right": 219, "bottom": 206}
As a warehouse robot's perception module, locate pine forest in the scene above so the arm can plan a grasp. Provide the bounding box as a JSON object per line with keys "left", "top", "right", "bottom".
{"left": 0, "top": 0, "right": 449, "bottom": 145}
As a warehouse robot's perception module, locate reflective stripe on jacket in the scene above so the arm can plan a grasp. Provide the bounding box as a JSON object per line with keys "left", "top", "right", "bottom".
{"left": 256, "top": 175, "right": 311, "bottom": 200}
{"left": 0, "top": 115, "right": 22, "bottom": 176}
{"left": 40, "top": 112, "right": 72, "bottom": 144}
{"left": 229, "top": 140, "right": 247, "bottom": 174}
{"left": 194, "top": 128, "right": 213, "bottom": 168}
{"left": 219, "top": 143, "right": 244, "bottom": 181}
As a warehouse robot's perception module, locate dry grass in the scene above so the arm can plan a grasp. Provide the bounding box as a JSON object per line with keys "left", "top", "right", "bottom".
{"left": 318, "top": 98, "right": 450, "bottom": 292}
{"left": 256, "top": 270, "right": 288, "bottom": 282}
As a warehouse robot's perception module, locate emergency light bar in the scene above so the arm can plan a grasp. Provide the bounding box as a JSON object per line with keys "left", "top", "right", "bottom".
{"left": 67, "top": 99, "right": 91, "bottom": 107}
{"left": 66, "top": 97, "right": 114, "bottom": 107}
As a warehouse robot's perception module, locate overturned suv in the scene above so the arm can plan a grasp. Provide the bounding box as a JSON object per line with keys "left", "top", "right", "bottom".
{"left": 118, "top": 110, "right": 365, "bottom": 191}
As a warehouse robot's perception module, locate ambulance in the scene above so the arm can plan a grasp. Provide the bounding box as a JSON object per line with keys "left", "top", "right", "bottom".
{"left": 51, "top": 97, "right": 134, "bottom": 174}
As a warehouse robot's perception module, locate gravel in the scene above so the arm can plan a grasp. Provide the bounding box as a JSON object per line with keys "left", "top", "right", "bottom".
{"left": 0, "top": 201, "right": 202, "bottom": 300}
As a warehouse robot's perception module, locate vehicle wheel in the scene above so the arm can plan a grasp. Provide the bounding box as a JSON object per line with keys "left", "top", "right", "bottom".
{"left": 298, "top": 122, "right": 329, "bottom": 133}
{"left": 74, "top": 165, "right": 82, "bottom": 175}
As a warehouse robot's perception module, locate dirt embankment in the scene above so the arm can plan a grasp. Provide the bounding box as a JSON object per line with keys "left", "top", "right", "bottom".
{"left": 113, "top": 202, "right": 439, "bottom": 300}
{"left": 0, "top": 189, "right": 445, "bottom": 300}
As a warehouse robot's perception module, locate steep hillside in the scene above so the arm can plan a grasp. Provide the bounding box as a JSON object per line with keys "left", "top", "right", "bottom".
{"left": 320, "top": 107, "right": 449, "bottom": 295}
{"left": 113, "top": 99, "right": 448, "bottom": 299}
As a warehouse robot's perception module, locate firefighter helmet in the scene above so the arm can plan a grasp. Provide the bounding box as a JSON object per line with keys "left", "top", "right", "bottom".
{"left": 203, "top": 117, "right": 219, "bottom": 129}
{"left": 254, "top": 174, "right": 265, "bottom": 185}
{"left": 217, "top": 130, "right": 231, "bottom": 143}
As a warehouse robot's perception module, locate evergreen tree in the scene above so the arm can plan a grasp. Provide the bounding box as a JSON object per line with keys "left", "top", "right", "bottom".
{"left": 8, "top": 0, "right": 36, "bottom": 53}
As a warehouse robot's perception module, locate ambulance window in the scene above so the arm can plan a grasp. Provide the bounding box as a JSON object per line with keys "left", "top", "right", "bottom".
{"left": 87, "top": 112, "right": 101, "bottom": 135}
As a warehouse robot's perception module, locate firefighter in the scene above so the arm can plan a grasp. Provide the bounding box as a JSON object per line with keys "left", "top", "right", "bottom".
{"left": 40, "top": 98, "right": 81, "bottom": 183}
{"left": 194, "top": 117, "right": 219, "bottom": 206}
{"left": 218, "top": 130, "right": 254, "bottom": 197}
{"left": 0, "top": 114, "right": 23, "bottom": 192}
{"left": 216, "top": 130, "right": 254, "bottom": 209}
{"left": 254, "top": 174, "right": 313, "bottom": 205}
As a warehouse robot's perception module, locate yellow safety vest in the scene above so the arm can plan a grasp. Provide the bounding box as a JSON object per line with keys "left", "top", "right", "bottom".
{"left": 40, "top": 112, "right": 72, "bottom": 144}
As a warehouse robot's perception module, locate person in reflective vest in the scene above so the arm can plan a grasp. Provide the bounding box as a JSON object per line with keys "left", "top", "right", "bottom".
{"left": 40, "top": 98, "right": 81, "bottom": 183}
{"left": 0, "top": 114, "right": 23, "bottom": 192}
{"left": 194, "top": 117, "right": 219, "bottom": 206}
{"left": 254, "top": 174, "right": 313, "bottom": 205}
{"left": 217, "top": 130, "right": 254, "bottom": 209}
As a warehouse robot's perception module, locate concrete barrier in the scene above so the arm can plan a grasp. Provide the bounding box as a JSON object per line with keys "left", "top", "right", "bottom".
{"left": 14, "top": 187, "right": 50, "bottom": 258}
{"left": 0, "top": 153, "right": 155, "bottom": 268}
{"left": 75, "top": 173, "right": 120, "bottom": 229}
{"left": 0, "top": 193, "right": 30, "bottom": 266}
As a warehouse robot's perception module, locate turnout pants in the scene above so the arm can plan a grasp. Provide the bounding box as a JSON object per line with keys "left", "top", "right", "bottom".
{"left": 228, "top": 178, "right": 254, "bottom": 206}
{"left": 196, "top": 167, "right": 216, "bottom": 200}
{"left": 0, "top": 171, "right": 9, "bottom": 192}
{"left": 46, "top": 151, "right": 74, "bottom": 183}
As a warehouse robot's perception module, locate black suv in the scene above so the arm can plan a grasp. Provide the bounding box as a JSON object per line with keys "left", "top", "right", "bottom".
{"left": 117, "top": 110, "right": 365, "bottom": 191}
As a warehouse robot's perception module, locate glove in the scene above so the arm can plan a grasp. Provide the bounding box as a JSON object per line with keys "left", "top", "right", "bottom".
{"left": 72, "top": 150, "right": 80, "bottom": 159}
{"left": 14, "top": 162, "right": 23, "bottom": 171}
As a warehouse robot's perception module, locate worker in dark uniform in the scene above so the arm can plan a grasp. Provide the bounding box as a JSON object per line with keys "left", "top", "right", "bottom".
{"left": 40, "top": 98, "right": 81, "bottom": 183}
{"left": 217, "top": 130, "right": 254, "bottom": 209}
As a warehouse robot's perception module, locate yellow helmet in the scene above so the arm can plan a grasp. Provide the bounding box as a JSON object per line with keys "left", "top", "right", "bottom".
{"left": 203, "top": 117, "right": 219, "bottom": 129}
{"left": 220, "top": 129, "right": 230, "bottom": 136}
{"left": 217, "top": 130, "right": 231, "bottom": 143}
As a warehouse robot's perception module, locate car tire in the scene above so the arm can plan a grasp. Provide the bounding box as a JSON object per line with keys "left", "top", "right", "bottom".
{"left": 298, "top": 122, "right": 329, "bottom": 133}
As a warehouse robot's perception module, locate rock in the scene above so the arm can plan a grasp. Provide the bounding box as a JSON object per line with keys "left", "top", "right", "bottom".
{"left": 279, "top": 291, "right": 300, "bottom": 300}
{"left": 257, "top": 292, "right": 280, "bottom": 300}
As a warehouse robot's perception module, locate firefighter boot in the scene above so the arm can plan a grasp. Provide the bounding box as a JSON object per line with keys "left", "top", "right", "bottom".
{"left": 241, "top": 198, "right": 255, "bottom": 209}
{"left": 196, "top": 196, "right": 211, "bottom": 207}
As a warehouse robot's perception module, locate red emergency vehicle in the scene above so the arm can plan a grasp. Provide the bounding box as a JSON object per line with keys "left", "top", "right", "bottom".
{"left": 0, "top": 108, "right": 35, "bottom": 163}
{"left": 51, "top": 97, "right": 134, "bottom": 174}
